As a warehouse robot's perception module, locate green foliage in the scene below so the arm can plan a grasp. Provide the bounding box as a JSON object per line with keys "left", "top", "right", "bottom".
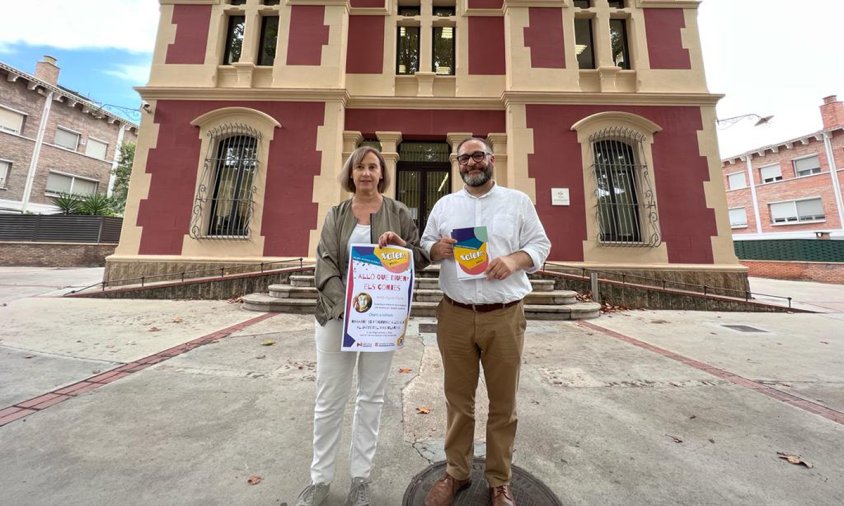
{"left": 76, "top": 193, "right": 117, "bottom": 216}
{"left": 51, "top": 193, "right": 82, "bottom": 215}
{"left": 110, "top": 142, "right": 135, "bottom": 214}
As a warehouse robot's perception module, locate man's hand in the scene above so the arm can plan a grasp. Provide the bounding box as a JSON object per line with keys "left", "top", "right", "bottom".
{"left": 378, "top": 231, "right": 407, "bottom": 248}
{"left": 485, "top": 251, "right": 533, "bottom": 280}
{"left": 430, "top": 236, "right": 457, "bottom": 261}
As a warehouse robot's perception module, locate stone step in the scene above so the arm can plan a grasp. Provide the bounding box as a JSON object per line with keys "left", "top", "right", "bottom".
{"left": 412, "top": 289, "right": 577, "bottom": 305}
{"left": 268, "top": 285, "right": 318, "bottom": 299}
{"left": 287, "top": 275, "right": 556, "bottom": 292}
{"left": 241, "top": 295, "right": 600, "bottom": 320}
{"left": 415, "top": 278, "right": 555, "bottom": 292}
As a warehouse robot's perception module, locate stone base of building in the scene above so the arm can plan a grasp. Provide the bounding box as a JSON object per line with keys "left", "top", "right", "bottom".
{"left": 104, "top": 255, "right": 311, "bottom": 287}
{"left": 543, "top": 263, "right": 750, "bottom": 297}
{"left": 742, "top": 260, "right": 844, "bottom": 284}
{"left": 0, "top": 242, "right": 117, "bottom": 267}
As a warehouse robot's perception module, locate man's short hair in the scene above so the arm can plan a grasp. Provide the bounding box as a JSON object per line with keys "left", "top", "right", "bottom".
{"left": 456, "top": 137, "right": 492, "bottom": 154}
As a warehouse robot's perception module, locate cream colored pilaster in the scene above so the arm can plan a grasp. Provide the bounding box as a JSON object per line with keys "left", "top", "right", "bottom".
{"left": 487, "top": 133, "right": 509, "bottom": 187}
{"left": 376, "top": 131, "right": 402, "bottom": 199}
{"left": 309, "top": 102, "right": 348, "bottom": 254}
{"left": 447, "top": 132, "right": 473, "bottom": 193}
{"left": 343, "top": 131, "right": 364, "bottom": 161}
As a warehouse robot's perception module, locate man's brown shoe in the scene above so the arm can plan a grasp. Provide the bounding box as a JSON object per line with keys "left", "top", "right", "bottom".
{"left": 490, "top": 484, "right": 516, "bottom": 506}
{"left": 424, "top": 473, "right": 472, "bottom": 506}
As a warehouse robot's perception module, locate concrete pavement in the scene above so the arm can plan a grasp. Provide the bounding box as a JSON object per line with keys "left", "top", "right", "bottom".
{"left": 0, "top": 267, "right": 842, "bottom": 505}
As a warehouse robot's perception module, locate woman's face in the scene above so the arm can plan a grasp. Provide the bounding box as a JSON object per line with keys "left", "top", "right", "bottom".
{"left": 352, "top": 152, "right": 382, "bottom": 194}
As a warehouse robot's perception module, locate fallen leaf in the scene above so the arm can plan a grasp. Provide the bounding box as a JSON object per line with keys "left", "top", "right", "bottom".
{"left": 261, "top": 340, "right": 275, "bottom": 346}
{"left": 172, "top": 316, "right": 183, "bottom": 323}
{"left": 255, "top": 355, "right": 267, "bottom": 360}
{"left": 689, "top": 415, "right": 697, "bottom": 420}
{"left": 651, "top": 319, "right": 669, "bottom": 324}
{"left": 247, "top": 475, "right": 262, "bottom": 485}
{"left": 24, "top": 355, "right": 35, "bottom": 359}
{"left": 777, "top": 452, "right": 813, "bottom": 468}
{"left": 666, "top": 434, "right": 683, "bottom": 443}
{"left": 148, "top": 327, "right": 161, "bottom": 332}
{"left": 398, "top": 367, "right": 412, "bottom": 374}
{"left": 416, "top": 406, "right": 431, "bottom": 414}
{"left": 820, "top": 341, "right": 829, "bottom": 345}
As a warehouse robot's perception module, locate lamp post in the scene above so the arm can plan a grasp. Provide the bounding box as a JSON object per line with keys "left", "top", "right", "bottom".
{"left": 716, "top": 113, "right": 774, "bottom": 129}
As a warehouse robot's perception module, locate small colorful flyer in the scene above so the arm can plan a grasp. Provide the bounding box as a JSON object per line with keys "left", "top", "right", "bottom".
{"left": 451, "top": 226, "right": 489, "bottom": 280}
{"left": 342, "top": 244, "right": 415, "bottom": 352}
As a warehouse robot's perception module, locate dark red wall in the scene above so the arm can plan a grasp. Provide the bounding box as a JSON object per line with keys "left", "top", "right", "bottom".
{"left": 644, "top": 9, "right": 692, "bottom": 70}
{"left": 524, "top": 8, "right": 565, "bottom": 69}
{"left": 350, "top": 0, "right": 384, "bottom": 6}
{"left": 346, "top": 16, "right": 385, "bottom": 74}
{"left": 468, "top": 17, "right": 506, "bottom": 75}
{"left": 165, "top": 5, "right": 212, "bottom": 64}
{"left": 287, "top": 6, "right": 329, "bottom": 66}
{"left": 468, "top": 0, "right": 503, "bottom": 8}
{"left": 344, "top": 109, "right": 506, "bottom": 139}
{"left": 138, "top": 101, "right": 324, "bottom": 257}
{"left": 526, "top": 105, "right": 716, "bottom": 264}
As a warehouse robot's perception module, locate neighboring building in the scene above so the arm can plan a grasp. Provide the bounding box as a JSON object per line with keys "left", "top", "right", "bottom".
{"left": 722, "top": 96, "right": 844, "bottom": 240}
{"left": 0, "top": 56, "right": 138, "bottom": 214}
{"left": 111, "top": 0, "right": 746, "bottom": 292}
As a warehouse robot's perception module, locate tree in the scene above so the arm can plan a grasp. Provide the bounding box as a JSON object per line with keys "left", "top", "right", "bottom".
{"left": 111, "top": 142, "right": 135, "bottom": 214}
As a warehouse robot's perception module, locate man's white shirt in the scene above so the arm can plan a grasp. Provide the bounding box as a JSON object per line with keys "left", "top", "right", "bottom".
{"left": 421, "top": 183, "right": 551, "bottom": 305}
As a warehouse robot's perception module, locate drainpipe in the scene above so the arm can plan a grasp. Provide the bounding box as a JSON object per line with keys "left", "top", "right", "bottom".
{"left": 822, "top": 131, "right": 844, "bottom": 232}
{"left": 21, "top": 90, "right": 54, "bottom": 213}
{"left": 743, "top": 155, "right": 763, "bottom": 234}
{"left": 107, "top": 124, "right": 128, "bottom": 197}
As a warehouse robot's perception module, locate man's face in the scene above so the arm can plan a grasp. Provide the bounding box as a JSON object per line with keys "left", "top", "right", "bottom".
{"left": 458, "top": 140, "right": 494, "bottom": 187}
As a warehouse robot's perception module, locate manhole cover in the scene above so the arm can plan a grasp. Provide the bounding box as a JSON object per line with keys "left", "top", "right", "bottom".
{"left": 419, "top": 323, "right": 437, "bottom": 333}
{"left": 403, "top": 458, "right": 561, "bottom": 505}
{"left": 722, "top": 324, "right": 767, "bottom": 333}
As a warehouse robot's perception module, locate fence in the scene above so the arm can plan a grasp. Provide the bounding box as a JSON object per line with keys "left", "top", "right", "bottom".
{"left": 0, "top": 215, "right": 122, "bottom": 243}
{"left": 734, "top": 239, "right": 844, "bottom": 262}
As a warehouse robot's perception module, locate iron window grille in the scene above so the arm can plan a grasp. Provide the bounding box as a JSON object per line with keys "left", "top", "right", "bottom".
{"left": 191, "top": 124, "right": 261, "bottom": 239}
{"left": 589, "top": 127, "right": 661, "bottom": 247}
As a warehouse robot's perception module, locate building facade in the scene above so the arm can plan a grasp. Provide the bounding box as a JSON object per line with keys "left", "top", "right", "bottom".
{"left": 722, "top": 96, "right": 844, "bottom": 240}
{"left": 110, "top": 0, "right": 745, "bottom": 290}
{"left": 0, "top": 57, "right": 138, "bottom": 214}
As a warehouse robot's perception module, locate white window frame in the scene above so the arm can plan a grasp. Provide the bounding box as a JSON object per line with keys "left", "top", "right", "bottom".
{"left": 727, "top": 171, "right": 747, "bottom": 190}
{"left": 759, "top": 163, "right": 782, "bottom": 184}
{"left": 728, "top": 207, "right": 747, "bottom": 228}
{"left": 0, "top": 159, "right": 10, "bottom": 189}
{"left": 85, "top": 136, "right": 110, "bottom": 160}
{"left": 0, "top": 105, "right": 27, "bottom": 135}
{"left": 45, "top": 170, "right": 100, "bottom": 197}
{"left": 792, "top": 154, "right": 821, "bottom": 177}
{"left": 54, "top": 126, "right": 82, "bottom": 151}
{"left": 769, "top": 197, "right": 825, "bottom": 225}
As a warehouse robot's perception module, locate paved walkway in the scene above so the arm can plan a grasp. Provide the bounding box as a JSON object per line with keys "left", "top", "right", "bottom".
{"left": 0, "top": 268, "right": 842, "bottom": 505}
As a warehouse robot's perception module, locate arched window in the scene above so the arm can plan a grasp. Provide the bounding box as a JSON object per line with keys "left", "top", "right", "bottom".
{"left": 191, "top": 124, "right": 261, "bottom": 238}
{"left": 589, "top": 126, "right": 660, "bottom": 246}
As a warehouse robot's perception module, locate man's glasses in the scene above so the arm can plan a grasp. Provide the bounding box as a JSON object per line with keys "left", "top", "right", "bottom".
{"left": 457, "top": 151, "right": 490, "bottom": 165}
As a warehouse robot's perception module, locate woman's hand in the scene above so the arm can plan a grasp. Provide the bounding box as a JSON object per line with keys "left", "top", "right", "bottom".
{"left": 378, "top": 231, "right": 407, "bottom": 248}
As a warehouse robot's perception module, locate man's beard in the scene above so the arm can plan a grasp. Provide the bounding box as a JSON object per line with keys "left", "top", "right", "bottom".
{"left": 461, "top": 164, "right": 493, "bottom": 187}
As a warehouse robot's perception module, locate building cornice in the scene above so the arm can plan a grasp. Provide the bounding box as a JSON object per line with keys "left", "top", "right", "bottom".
{"left": 502, "top": 91, "right": 723, "bottom": 107}
{"left": 135, "top": 87, "right": 351, "bottom": 104}
{"left": 348, "top": 96, "right": 505, "bottom": 110}
{"left": 0, "top": 61, "right": 139, "bottom": 129}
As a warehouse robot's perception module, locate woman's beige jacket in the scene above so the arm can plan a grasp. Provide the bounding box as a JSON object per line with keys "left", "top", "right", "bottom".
{"left": 314, "top": 197, "right": 430, "bottom": 326}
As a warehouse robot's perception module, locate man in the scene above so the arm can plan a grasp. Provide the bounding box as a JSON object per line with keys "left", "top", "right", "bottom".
{"left": 421, "top": 138, "right": 551, "bottom": 506}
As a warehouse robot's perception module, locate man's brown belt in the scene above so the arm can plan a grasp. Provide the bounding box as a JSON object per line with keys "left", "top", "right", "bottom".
{"left": 443, "top": 294, "right": 522, "bottom": 313}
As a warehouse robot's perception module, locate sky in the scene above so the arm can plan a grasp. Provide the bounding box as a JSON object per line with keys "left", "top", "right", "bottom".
{"left": 0, "top": 0, "right": 841, "bottom": 159}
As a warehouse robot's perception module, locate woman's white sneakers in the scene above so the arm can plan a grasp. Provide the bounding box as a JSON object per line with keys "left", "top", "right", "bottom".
{"left": 344, "top": 477, "right": 371, "bottom": 506}
{"left": 295, "top": 482, "right": 330, "bottom": 506}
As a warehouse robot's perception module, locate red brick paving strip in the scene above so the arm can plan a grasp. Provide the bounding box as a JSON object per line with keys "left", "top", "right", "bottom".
{"left": 0, "top": 312, "right": 279, "bottom": 427}
{"left": 578, "top": 320, "right": 844, "bottom": 426}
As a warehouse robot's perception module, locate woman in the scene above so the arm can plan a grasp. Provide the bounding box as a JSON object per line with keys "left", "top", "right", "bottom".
{"left": 296, "top": 146, "right": 430, "bottom": 506}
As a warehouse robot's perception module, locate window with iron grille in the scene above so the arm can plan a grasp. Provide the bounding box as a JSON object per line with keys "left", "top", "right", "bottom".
{"left": 590, "top": 127, "right": 660, "bottom": 246}
{"left": 191, "top": 124, "right": 260, "bottom": 239}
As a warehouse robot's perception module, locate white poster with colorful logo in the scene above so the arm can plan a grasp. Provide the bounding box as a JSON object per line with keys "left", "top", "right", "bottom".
{"left": 342, "top": 244, "right": 415, "bottom": 352}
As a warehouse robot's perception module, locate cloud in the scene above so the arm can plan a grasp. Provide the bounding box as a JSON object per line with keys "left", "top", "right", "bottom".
{"left": 103, "top": 64, "right": 152, "bottom": 85}
{"left": 0, "top": 0, "right": 159, "bottom": 54}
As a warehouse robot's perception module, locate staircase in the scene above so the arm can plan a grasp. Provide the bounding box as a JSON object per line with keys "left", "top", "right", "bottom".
{"left": 242, "top": 271, "right": 600, "bottom": 320}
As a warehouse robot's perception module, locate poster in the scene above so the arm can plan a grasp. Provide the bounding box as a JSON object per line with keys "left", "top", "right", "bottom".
{"left": 451, "top": 226, "right": 489, "bottom": 280}
{"left": 342, "top": 244, "right": 415, "bottom": 352}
